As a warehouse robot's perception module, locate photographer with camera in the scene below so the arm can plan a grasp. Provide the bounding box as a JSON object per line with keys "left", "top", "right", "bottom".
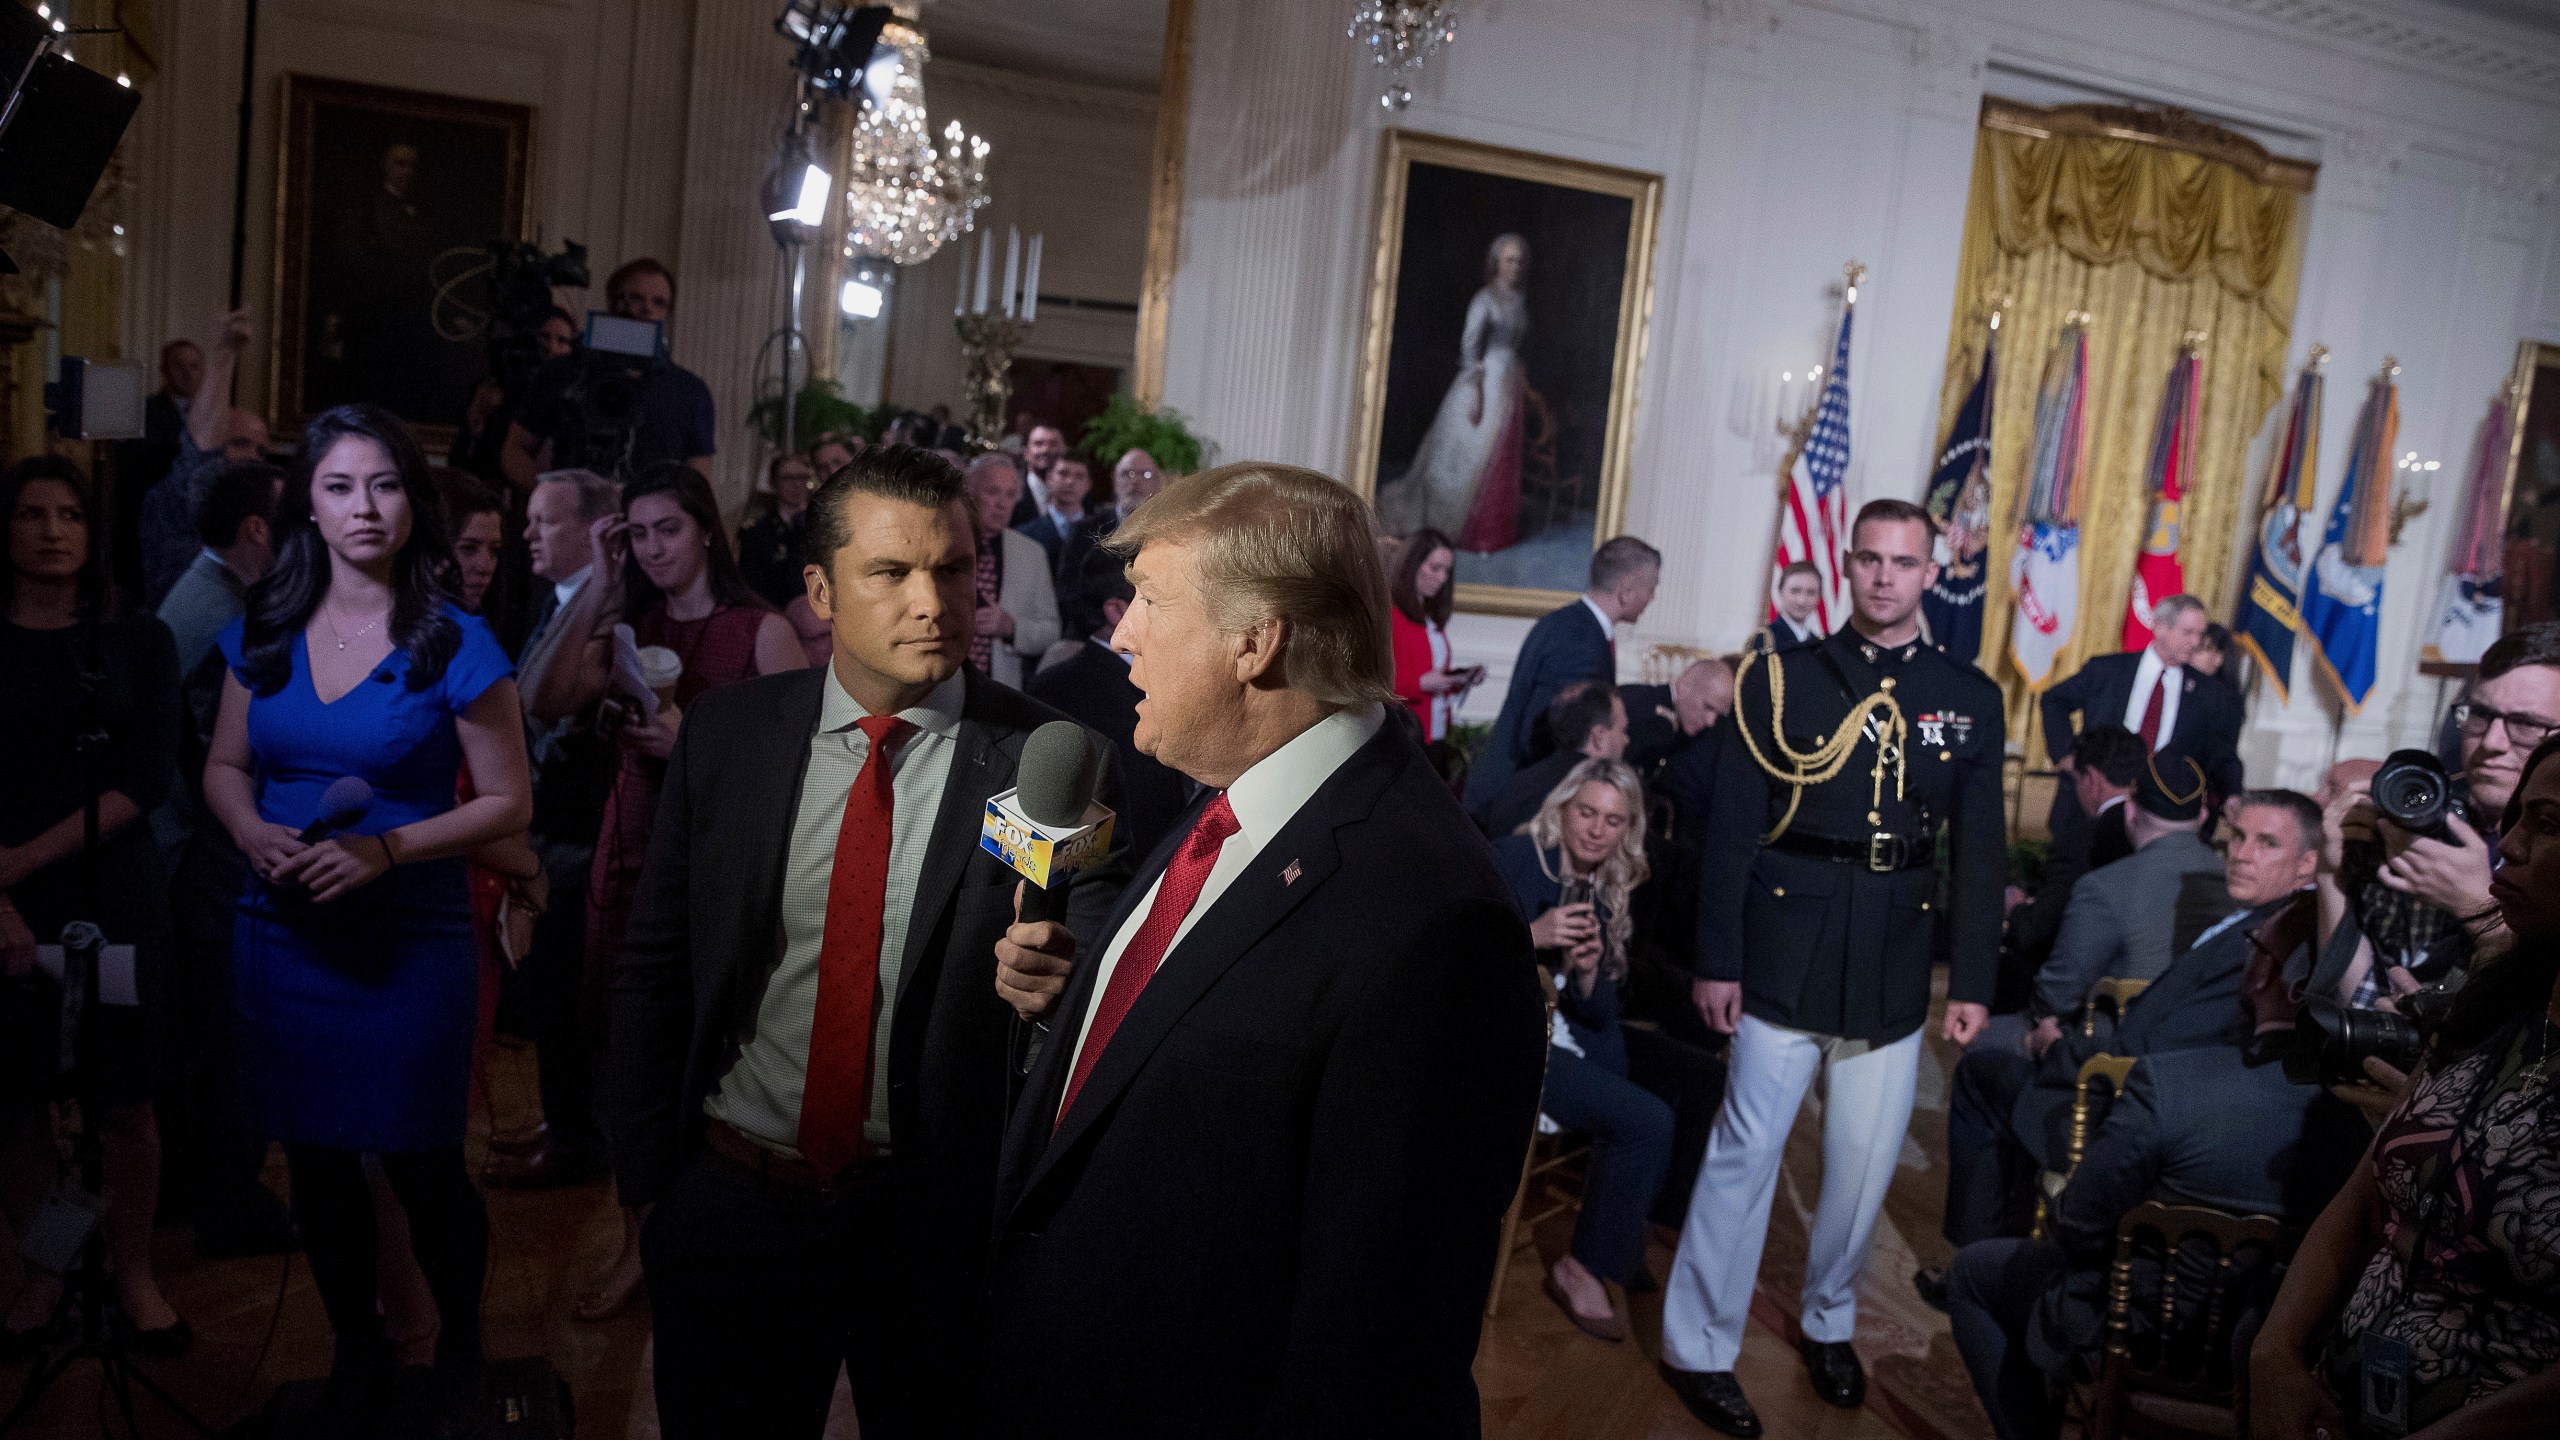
{"left": 2250, "top": 731, "right": 2560, "bottom": 1440}
{"left": 501, "top": 258, "right": 715, "bottom": 490}
{"left": 2313, "top": 625, "right": 2560, "bottom": 1033}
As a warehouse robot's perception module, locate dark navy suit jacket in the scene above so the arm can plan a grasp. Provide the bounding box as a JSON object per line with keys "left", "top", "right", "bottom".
{"left": 1463, "top": 599, "right": 1613, "bottom": 813}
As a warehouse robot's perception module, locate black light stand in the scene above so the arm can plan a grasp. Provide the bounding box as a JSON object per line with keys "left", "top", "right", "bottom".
{"left": 0, "top": 448, "right": 213, "bottom": 1438}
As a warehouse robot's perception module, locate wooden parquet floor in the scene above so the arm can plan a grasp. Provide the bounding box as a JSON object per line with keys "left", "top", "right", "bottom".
{"left": 3, "top": 1007, "right": 1998, "bottom": 1440}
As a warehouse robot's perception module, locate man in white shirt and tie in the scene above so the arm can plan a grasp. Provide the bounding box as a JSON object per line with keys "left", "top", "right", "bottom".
{"left": 977, "top": 462, "right": 1546, "bottom": 1437}
{"left": 2038, "top": 594, "right": 2243, "bottom": 831}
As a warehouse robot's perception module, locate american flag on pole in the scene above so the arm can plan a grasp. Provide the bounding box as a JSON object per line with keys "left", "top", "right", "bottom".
{"left": 1772, "top": 298, "right": 1855, "bottom": 633}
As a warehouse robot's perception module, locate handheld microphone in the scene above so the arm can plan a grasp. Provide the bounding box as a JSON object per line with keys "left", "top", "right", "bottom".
{"left": 981, "top": 721, "right": 1115, "bottom": 925}
{"left": 296, "top": 776, "right": 376, "bottom": 845}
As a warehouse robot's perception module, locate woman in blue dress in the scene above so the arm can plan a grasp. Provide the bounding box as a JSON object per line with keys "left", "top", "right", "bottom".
{"left": 202, "top": 404, "right": 531, "bottom": 1431}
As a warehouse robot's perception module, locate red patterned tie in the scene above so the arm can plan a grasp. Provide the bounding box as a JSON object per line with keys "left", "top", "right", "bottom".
{"left": 2138, "top": 672, "right": 2167, "bottom": 751}
{"left": 797, "top": 714, "right": 912, "bottom": 1176}
{"left": 1056, "top": 794, "right": 1241, "bottom": 1127}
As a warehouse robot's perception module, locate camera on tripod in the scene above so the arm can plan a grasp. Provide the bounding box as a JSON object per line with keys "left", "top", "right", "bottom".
{"left": 482, "top": 238, "right": 591, "bottom": 398}
{"left": 559, "top": 311, "right": 668, "bottom": 480}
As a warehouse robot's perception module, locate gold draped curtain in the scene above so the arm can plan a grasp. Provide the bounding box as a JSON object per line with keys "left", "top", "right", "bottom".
{"left": 1936, "top": 102, "right": 2311, "bottom": 749}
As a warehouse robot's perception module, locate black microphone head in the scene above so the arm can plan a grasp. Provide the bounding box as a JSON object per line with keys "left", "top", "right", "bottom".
{"left": 317, "top": 776, "right": 375, "bottom": 833}
{"left": 1016, "top": 721, "right": 1100, "bottom": 830}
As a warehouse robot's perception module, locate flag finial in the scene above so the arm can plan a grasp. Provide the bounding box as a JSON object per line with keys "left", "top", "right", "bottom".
{"left": 2382, "top": 355, "right": 2401, "bottom": 380}
{"left": 2308, "top": 343, "right": 2329, "bottom": 369}
{"left": 2181, "top": 329, "right": 2208, "bottom": 354}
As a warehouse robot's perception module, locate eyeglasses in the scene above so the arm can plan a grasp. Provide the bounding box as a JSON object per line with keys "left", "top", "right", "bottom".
{"left": 2453, "top": 701, "right": 2559, "bottom": 749}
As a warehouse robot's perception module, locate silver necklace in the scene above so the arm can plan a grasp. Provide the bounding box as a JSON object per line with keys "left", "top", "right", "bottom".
{"left": 324, "top": 606, "right": 387, "bottom": 651}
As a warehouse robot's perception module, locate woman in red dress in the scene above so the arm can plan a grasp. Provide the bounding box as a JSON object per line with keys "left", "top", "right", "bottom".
{"left": 528, "top": 462, "right": 804, "bottom": 1320}
{"left": 1389, "top": 527, "right": 1477, "bottom": 742}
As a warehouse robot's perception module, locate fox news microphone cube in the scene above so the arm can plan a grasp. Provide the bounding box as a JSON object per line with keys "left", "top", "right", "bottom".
{"left": 979, "top": 788, "right": 1115, "bottom": 889}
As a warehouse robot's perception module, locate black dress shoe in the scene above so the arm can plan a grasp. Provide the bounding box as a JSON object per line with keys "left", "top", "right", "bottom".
{"left": 1659, "top": 1362, "right": 1764, "bottom": 1438}
{"left": 1801, "top": 1337, "right": 1867, "bottom": 1408}
{"left": 1912, "top": 1264, "right": 1951, "bottom": 1313}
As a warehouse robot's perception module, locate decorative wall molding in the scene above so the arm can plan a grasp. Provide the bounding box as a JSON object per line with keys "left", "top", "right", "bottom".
{"left": 1908, "top": 21, "right": 1988, "bottom": 124}
{"left": 1702, "top": 0, "right": 1782, "bottom": 54}
{"left": 2326, "top": 126, "right": 2410, "bottom": 212}
{"left": 934, "top": 58, "right": 1161, "bottom": 123}
{"left": 2482, "top": 157, "right": 2557, "bottom": 243}
{"left": 2189, "top": 0, "right": 2560, "bottom": 104}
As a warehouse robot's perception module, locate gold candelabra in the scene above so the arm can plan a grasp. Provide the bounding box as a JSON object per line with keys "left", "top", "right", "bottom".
{"left": 954, "top": 312, "right": 1030, "bottom": 452}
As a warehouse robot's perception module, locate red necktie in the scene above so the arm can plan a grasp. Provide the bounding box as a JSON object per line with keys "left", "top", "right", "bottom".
{"left": 2137, "top": 671, "right": 2167, "bottom": 751}
{"left": 1057, "top": 794, "right": 1241, "bottom": 1127}
{"left": 797, "top": 714, "right": 912, "bottom": 1176}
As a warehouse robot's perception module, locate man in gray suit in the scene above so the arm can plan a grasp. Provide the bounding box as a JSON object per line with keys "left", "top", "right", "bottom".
{"left": 2023, "top": 752, "right": 2231, "bottom": 1060}
{"left": 963, "top": 454, "right": 1063, "bottom": 688}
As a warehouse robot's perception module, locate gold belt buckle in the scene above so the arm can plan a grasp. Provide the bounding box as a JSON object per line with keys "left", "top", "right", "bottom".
{"left": 1867, "top": 833, "right": 1899, "bottom": 872}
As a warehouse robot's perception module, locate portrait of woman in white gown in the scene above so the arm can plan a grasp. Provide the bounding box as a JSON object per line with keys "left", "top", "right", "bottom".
{"left": 1380, "top": 233, "right": 1531, "bottom": 553}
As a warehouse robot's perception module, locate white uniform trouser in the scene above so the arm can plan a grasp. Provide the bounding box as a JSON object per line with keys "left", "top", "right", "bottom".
{"left": 1660, "top": 1013, "right": 1922, "bottom": 1372}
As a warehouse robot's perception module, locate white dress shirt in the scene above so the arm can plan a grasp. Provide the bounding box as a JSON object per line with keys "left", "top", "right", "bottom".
{"left": 706, "top": 665, "right": 966, "bottom": 1152}
{"left": 1060, "top": 703, "right": 1387, "bottom": 1114}
{"left": 1425, "top": 619, "right": 1453, "bottom": 740}
{"left": 1582, "top": 596, "right": 1617, "bottom": 665}
{"left": 2123, "top": 646, "right": 2184, "bottom": 751}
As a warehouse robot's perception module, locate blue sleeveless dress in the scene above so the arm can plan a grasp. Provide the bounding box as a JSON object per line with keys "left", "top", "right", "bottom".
{"left": 217, "top": 605, "right": 512, "bottom": 1152}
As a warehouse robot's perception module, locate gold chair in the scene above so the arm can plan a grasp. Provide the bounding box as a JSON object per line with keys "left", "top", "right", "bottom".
{"left": 1641, "top": 643, "right": 1718, "bottom": 685}
{"left": 1486, "top": 968, "right": 1590, "bottom": 1318}
{"left": 2082, "top": 976, "right": 2155, "bottom": 1039}
{"left": 2082, "top": 1202, "right": 2297, "bottom": 1440}
{"left": 2034, "top": 1054, "right": 2138, "bottom": 1239}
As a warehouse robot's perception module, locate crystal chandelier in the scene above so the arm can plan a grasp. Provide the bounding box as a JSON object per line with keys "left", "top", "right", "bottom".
{"left": 1348, "top": 0, "right": 1460, "bottom": 111}
{"left": 841, "top": 12, "right": 989, "bottom": 266}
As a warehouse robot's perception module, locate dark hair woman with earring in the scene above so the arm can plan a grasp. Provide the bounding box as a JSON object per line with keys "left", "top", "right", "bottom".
{"left": 525, "top": 460, "right": 800, "bottom": 1322}
{"left": 201, "top": 404, "right": 531, "bottom": 1432}
{"left": 0, "top": 457, "right": 189, "bottom": 1360}
{"left": 2250, "top": 734, "right": 2560, "bottom": 1440}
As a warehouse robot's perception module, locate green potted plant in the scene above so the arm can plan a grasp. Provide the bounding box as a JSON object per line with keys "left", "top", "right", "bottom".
{"left": 1078, "top": 392, "right": 1209, "bottom": 475}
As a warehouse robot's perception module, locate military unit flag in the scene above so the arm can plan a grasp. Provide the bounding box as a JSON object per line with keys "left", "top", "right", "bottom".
{"left": 2300, "top": 361, "right": 2401, "bottom": 713}
{"left": 2122, "top": 342, "right": 2202, "bottom": 651}
{"left": 2233, "top": 351, "right": 2326, "bottom": 701}
{"left": 2009, "top": 319, "right": 2092, "bottom": 690}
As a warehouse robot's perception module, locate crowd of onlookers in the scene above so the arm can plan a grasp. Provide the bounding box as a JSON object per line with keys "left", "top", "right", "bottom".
{"left": 10, "top": 270, "right": 2559, "bottom": 1440}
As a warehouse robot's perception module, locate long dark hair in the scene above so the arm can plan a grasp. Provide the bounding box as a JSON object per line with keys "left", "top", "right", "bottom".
{"left": 2, "top": 455, "right": 110, "bottom": 620}
{"left": 1391, "top": 526, "right": 1455, "bottom": 627}
{"left": 618, "top": 462, "right": 762, "bottom": 624}
{"left": 2431, "top": 733, "right": 2560, "bottom": 1058}
{"left": 237, "top": 404, "right": 459, "bottom": 696}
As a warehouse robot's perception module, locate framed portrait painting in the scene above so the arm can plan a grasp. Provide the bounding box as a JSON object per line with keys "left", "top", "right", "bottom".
{"left": 271, "top": 76, "right": 534, "bottom": 446}
{"left": 1348, "top": 130, "right": 1662, "bottom": 616}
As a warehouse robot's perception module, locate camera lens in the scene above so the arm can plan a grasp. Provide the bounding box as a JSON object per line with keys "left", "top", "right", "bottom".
{"left": 2369, "top": 749, "right": 2453, "bottom": 836}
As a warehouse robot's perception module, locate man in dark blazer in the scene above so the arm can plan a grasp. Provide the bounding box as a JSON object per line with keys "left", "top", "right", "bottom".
{"left": 1944, "top": 1041, "right": 2360, "bottom": 1440}
{"left": 979, "top": 462, "right": 1547, "bottom": 1437}
{"left": 1998, "top": 725, "right": 2143, "bottom": 1011}
{"left": 608, "top": 447, "right": 1129, "bottom": 1438}
{"left": 1026, "top": 574, "right": 1190, "bottom": 860}
{"left": 2037, "top": 594, "right": 2244, "bottom": 829}
{"left": 1476, "top": 682, "right": 1627, "bottom": 837}
{"left": 1463, "top": 535, "right": 1660, "bottom": 814}
{"left": 1931, "top": 789, "right": 2321, "bottom": 1259}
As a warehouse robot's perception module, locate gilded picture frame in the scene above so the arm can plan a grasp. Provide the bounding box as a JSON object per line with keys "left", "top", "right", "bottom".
{"left": 270, "top": 75, "right": 535, "bottom": 449}
{"left": 1347, "top": 129, "right": 1661, "bottom": 617}
{"left": 2499, "top": 338, "right": 2560, "bottom": 637}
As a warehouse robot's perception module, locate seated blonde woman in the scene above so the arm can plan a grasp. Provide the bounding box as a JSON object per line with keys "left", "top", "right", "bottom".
{"left": 1491, "top": 758, "right": 1675, "bottom": 1343}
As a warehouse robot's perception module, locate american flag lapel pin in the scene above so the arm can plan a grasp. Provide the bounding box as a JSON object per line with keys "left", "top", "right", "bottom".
{"left": 1280, "top": 859, "right": 1302, "bottom": 887}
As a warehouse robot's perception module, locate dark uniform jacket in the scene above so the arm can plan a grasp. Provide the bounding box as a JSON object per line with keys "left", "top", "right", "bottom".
{"left": 1695, "top": 628, "right": 2006, "bottom": 1043}
{"left": 1463, "top": 600, "right": 1613, "bottom": 814}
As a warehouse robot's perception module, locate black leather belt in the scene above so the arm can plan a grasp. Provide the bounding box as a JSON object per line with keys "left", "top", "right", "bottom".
{"left": 704, "top": 1118, "right": 889, "bottom": 1198}
{"left": 1769, "top": 829, "right": 1935, "bottom": 873}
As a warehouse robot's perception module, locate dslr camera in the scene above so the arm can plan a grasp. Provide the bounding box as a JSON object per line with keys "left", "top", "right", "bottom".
{"left": 2283, "top": 980, "right": 2461, "bottom": 1088}
{"left": 2367, "top": 748, "right": 2461, "bottom": 842}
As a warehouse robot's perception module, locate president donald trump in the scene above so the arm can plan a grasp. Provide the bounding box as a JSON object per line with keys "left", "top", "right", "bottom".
{"left": 978, "top": 463, "right": 1547, "bottom": 1436}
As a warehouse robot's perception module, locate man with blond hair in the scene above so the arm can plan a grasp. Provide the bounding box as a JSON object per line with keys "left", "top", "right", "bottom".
{"left": 978, "top": 462, "right": 1547, "bottom": 1436}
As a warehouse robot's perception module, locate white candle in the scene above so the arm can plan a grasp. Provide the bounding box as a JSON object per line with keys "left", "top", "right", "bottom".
{"left": 954, "top": 232, "right": 969, "bottom": 316}
{"left": 974, "top": 230, "right": 992, "bottom": 314}
{"left": 1001, "top": 226, "right": 1020, "bottom": 319}
{"left": 1023, "top": 234, "right": 1041, "bottom": 323}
